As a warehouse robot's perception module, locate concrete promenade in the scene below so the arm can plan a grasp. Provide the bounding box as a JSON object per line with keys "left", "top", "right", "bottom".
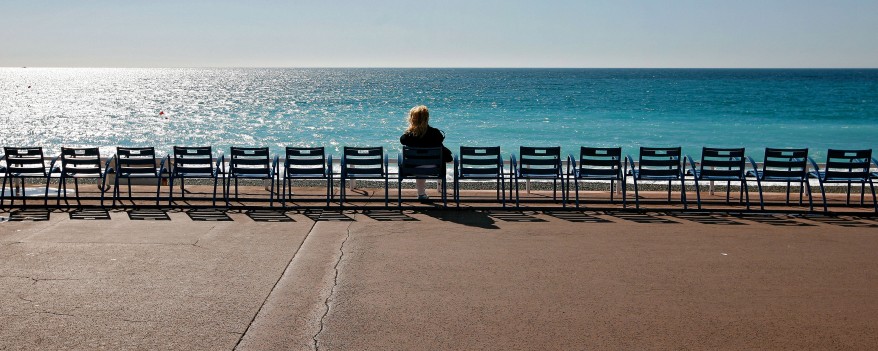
{"left": 2, "top": 207, "right": 878, "bottom": 350}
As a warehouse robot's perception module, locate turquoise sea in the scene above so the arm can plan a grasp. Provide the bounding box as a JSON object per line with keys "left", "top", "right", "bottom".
{"left": 1, "top": 68, "right": 876, "bottom": 160}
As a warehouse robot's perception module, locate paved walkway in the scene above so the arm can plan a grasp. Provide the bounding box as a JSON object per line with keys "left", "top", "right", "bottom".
{"left": 2, "top": 209, "right": 878, "bottom": 350}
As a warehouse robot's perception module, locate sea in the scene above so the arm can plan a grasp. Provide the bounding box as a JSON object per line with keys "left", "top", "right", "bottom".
{"left": 1, "top": 68, "right": 876, "bottom": 161}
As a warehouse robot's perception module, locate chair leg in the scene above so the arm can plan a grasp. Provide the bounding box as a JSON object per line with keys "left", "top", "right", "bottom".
{"left": 155, "top": 177, "right": 162, "bottom": 206}
{"left": 818, "top": 180, "right": 828, "bottom": 212}
{"left": 694, "top": 178, "right": 702, "bottom": 210}
{"left": 869, "top": 180, "right": 877, "bottom": 213}
{"left": 680, "top": 178, "right": 687, "bottom": 210}
{"left": 281, "top": 177, "right": 287, "bottom": 208}
{"left": 398, "top": 177, "right": 403, "bottom": 207}
{"left": 846, "top": 182, "right": 851, "bottom": 205}
{"left": 806, "top": 181, "right": 814, "bottom": 211}
{"left": 726, "top": 181, "right": 731, "bottom": 204}
{"left": 326, "top": 177, "right": 332, "bottom": 207}
{"left": 574, "top": 178, "right": 580, "bottom": 208}
{"left": 340, "top": 177, "right": 346, "bottom": 205}
{"left": 168, "top": 176, "right": 175, "bottom": 206}
{"left": 74, "top": 179, "right": 82, "bottom": 207}
{"left": 756, "top": 179, "right": 765, "bottom": 211}
{"left": 633, "top": 178, "right": 640, "bottom": 209}
{"left": 743, "top": 180, "right": 750, "bottom": 210}
{"left": 786, "top": 182, "right": 790, "bottom": 206}
{"left": 514, "top": 176, "right": 520, "bottom": 208}
{"left": 127, "top": 179, "right": 133, "bottom": 205}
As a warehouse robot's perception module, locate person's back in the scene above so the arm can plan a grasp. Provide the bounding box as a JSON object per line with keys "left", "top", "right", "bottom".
{"left": 399, "top": 105, "right": 449, "bottom": 201}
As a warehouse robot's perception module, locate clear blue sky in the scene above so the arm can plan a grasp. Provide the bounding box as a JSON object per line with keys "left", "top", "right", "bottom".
{"left": 2, "top": 0, "right": 876, "bottom": 68}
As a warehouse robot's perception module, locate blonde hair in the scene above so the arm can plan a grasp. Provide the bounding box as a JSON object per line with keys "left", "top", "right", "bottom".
{"left": 405, "top": 105, "right": 430, "bottom": 137}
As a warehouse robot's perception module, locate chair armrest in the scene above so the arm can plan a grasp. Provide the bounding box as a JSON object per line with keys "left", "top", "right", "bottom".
{"left": 566, "top": 154, "right": 576, "bottom": 176}
{"left": 510, "top": 154, "right": 518, "bottom": 177}
{"left": 159, "top": 155, "right": 170, "bottom": 175}
{"left": 745, "top": 156, "right": 759, "bottom": 177}
{"left": 497, "top": 154, "right": 504, "bottom": 175}
{"left": 685, "top": 155, "right": 697, "bottom": 177}
{"left": 47, "top": 155, "right": 61, "bottom": 175}
{"left": 807, "top": 157, "right": 821, "bottom": 177}
{"left": 214, "top": 154, "right": 225, "bottom": 177}
{"left": 326, "top": 154, "right": 333, "bottom": 177}
{"left": 110, "top": 153, "right": 120, "bottom": 173}
{"left": 384, "top": 153, "right": 389, "bottom": 178}
{"left": 625, "top": 155, "right": 635, "bottom": 175}
{"left": 103, "top": 155, "right": 116, "bottom": 175}
{"left": 271, "top": 155, "right": 279, "bottom": 177}
{"left": 872, "top": 157, "right": 878, "bottom": 174}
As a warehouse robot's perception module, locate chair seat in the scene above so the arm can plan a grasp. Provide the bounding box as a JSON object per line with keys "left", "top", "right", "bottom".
{"left": 458, "top": 173, "right": 502, "bottom": 179}
{"left": 517, "top": 173, "right": 561, "bottom": 179}
{"left": 119, "top": 173, "right": 160, "bottom": 178}
{"left": 810, "top": 171, "right": 870, "bottom": 182}
{"left": 284, "top": 174, "right": 329, "bottom": 179}
{"left": 572, "top": 172, "right": 621, "bottom": 180}
{"left": 174, "top": 172, "right": 215, "bottom": 178}
{"left": 8, "top": 172, "right": 49, "bottom": 177}
{"left": 746, "top": 170, "right": 806, "bottom": 182}
{"left": 630, "top": 170, "right": 681, "bottom": 180}
{"left": 230, "top": 174, "right": 271, "bottom": 179}
{"left": 691, "top": 169, "right": 745, "bottom": 181}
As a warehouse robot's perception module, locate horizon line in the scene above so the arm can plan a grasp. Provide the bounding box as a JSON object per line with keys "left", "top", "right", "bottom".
{"left": 3, "top": 66, "right": 878, "bottom": 70}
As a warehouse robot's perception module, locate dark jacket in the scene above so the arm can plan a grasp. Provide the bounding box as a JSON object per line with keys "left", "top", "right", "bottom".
{"left": 400, "top": 126, "right": 452, "bottom": 162}
{"left": 400, "top": 126, "right": 445, "bottom": 148}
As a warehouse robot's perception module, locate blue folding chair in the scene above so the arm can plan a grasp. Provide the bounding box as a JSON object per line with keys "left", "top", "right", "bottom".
{"left": 454, "top": 146, "right": 505, "bottom": 207}
{"left": 340, "top": 147, "right": 388, "bottom": 206}
{"left": 746, "top": 148, "right": 812, "bottom": 211}
{"left": 567, "top": 147, "right": 625, "bottom": 208}
{"left": 169, "top": 146, "right": 224, "bottom": 206}
{"left": 626, "top": 147, "right": 686, "bottom": 209}
{"left": 1, "top": 147, "right": 58, "bottom": 208}
{"left": 511, "top": 146, "right": 565, "bottom": 207}
{"left": 112, "top": 147, "right": 168, "bottom": 207}
{"left": 808, "top": 149, "right": 876, "bottom": 213}
{"left": 686, "top": 147, "right": 749, "bottom": 210}
{"left": 282, "top": 147, "right": 333, "bottom": 207}
{"left": 58, "top": 147, "right": 112, "bottom": 208}
{"left": 398, "top": 146, "right": 446, "bottom": 207}
{"left": 225, "top": 147, "right": 278, "bottom": 207}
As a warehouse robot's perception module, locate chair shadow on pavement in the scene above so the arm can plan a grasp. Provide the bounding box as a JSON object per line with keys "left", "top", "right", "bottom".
{"left": 420, "top": 210, "right": 500, "bottom": 229}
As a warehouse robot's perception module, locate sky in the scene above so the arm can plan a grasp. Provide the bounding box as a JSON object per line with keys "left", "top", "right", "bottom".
{"left": 1, "top": 0, "right": 877, "bottom": 68}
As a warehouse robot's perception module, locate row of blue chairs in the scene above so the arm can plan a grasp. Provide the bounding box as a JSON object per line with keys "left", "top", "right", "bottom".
{"left": 2, "top": 146, "right": 877, "bottom": 212}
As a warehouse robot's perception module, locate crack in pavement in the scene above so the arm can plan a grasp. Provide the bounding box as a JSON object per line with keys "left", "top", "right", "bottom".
{"left": 37, "top": 311, "right": 75, "bottom": 318}
{"left": 232, "top": 219, "right": 319, "bottom": 351}
{"left": 312, "top": 216, "right": 355, "bottom": 351}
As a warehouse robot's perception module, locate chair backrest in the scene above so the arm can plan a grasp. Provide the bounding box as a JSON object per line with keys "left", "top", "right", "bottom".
{"left": 343, "top": 147, "right": 385, "bottom": 177}
{"left": 762, "top": 148, "right": 808, "bottom": 180}
{"left": 578, "top": 147, "right": 622, "bottom": 178}
{"left": 638, "top": 147, "right": 682, "bottom": 177}
{"left": 117, "top": 147, "right": 158, "bottom": 176}
{"left": 61, "top": 147, "right": 102, "bottom": 177}
{"left": 823, "top": 149, "right": 872, "bottom": 180}
{"left": 519, "top": 146, "right": 561, "bottom": 177}
{"left": 172, "top": 146, "right": 214, "bottom": 176}
{"left": 459, "top": 146, "right": 502, "bottom": 178}
{"left": 698, "top": 147, "right": 745, "bottom": 179}
{"left": 285, "top": 147, "right": 327, "bottom": 178}
{"left": 400, "top": 147, "right": 443, "bottom": 178}
{"left": 3, "top": 147, "right": 48, "bottom": 176}
{"left": 230, "top": 147, "right": 271, "bottom": 177}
